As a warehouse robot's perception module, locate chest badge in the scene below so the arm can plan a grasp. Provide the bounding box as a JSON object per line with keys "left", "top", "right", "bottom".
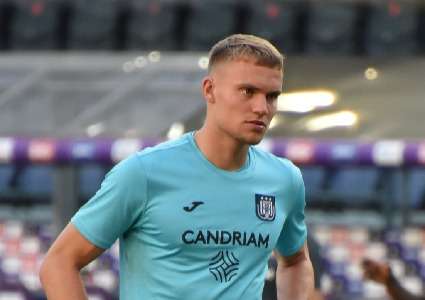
{"left": 255, "top": 194, "right": 276, "bottom": 221}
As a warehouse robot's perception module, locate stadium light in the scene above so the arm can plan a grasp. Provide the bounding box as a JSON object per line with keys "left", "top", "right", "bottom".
{"left": 198, "top": 57, "right": 209, "bottom": 70}
{"left": 365, "top": 67, "right": 378, "bottom": 80}
{"left": 277, "top": 90, "right": 337, "bottom": 113}
{"left": 148, "top": 51, "right": 161, "bottom": 63}
{"left": 134, "top": 56, "right": 147, "bottom": 68}
{"left": 122, "top": 61, "right": 135, "bottom": 73}
{"left": 305, "top": 111, "right": 358, "bottom": 132}
{"left": 86, "top": 123, "right": 105, "bottom": 137}
{"left": 167, "top": 122, "right": 185, "bottom": 140}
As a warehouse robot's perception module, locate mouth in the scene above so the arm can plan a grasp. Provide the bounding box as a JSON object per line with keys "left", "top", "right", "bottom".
{"left": 246, "top": 120, "right": 267, "bottom": 129}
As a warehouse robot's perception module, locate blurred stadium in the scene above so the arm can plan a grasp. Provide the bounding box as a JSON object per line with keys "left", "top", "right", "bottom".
{"left": 0, "top": 0, "right": 425, "bottom": 299}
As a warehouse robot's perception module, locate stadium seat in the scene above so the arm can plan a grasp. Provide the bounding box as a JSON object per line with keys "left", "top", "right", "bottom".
{"left": 408, "top": 168, "right": 425, "bottom": 208}
{"left": 364, "top": 1, "right": 419, "bottom": 55}
{"left": 327, "top": 167, "right": 379, "bottom": 204}
{"left": 184, "top": 0, "right": 239, "bottom": 51}
{"left": 67, "top": 0, "right": 119, "bottom": 50}
{"left": 300, "top": 167, "right": 325, "bottom": 203}
{"left": 9, "top": 0, "right": 63, "bottom": 50}
{"left": 0, "top": 0, "right": 10, "bottom": 50}
{"left": 78, "top": 164, "right": 106, "bottom": 200}
{"left": 376, "top": 169, "right": 404, "bottom": 208}
{"left": 245, "top": 0, "right": 300, "bottom": 54}
{"left": 126, "top": 0, "right": 181, "bottom": 50}
{"left": 17, "top": 166, "right": 53, "bottom": 198}
{"left": 0, "top": 165, "right": 13, "bottom": 192}
{"left": 305, "top": 1, "right": 359, "bottom": 55}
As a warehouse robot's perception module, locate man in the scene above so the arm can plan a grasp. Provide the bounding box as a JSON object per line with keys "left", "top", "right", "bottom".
{"left": 40, "top": 34, "right": 314, "bottom": 300}
{"left": 363, "top": 258, "right": 425, "bottom": 300}
{"left": 263, "top": 235, "right": 324, "bottom": 300}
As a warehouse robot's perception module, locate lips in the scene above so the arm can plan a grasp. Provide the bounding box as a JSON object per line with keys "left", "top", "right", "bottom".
{"left": 247, "top": 120, "right": 266, "bottom": 127}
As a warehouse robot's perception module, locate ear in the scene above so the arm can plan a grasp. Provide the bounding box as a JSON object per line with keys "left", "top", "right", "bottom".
{"left": 202, "top": 76, "right": 215, "bottom": 104}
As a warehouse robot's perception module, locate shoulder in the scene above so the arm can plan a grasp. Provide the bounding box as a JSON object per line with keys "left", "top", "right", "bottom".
{"left": 252, "top": 146, "right": 301, "bottom": 177}
{"left": 136, "top": 134, "right": 192, "bottom": 164}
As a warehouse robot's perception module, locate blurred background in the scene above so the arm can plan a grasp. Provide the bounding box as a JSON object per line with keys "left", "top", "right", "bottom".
{"left": 0, "top": 0, "right": 424, "bottom": 299}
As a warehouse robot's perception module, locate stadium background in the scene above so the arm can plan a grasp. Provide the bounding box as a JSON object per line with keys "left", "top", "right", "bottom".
{"left": 0, "top": 0, "right": 424, "bottom": 299}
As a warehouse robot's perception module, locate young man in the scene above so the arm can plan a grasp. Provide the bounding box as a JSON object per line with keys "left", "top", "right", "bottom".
{"left": 363, "top": 258, "right": 425, "bottom": 300}
{"left": 40, "top": 34, "right": 314, "bottom": 300}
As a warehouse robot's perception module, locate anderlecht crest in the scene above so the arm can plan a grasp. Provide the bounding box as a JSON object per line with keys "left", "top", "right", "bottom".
{"left": 255, "top": 194, "right": 276, "bottom": 221}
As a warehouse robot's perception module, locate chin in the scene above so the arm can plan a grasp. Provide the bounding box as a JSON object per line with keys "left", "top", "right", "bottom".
{"left": 240, "top": 133, "right": 264, "bottom": 145}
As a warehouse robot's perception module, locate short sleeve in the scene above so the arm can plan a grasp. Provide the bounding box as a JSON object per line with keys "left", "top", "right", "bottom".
{"left": 275, "top": 165, "right": 307, "bottom": 257}
{"left": 71, "top": 153, "right": 147, "bottom": 249}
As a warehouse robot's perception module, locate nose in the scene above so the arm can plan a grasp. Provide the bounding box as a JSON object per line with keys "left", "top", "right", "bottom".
{"left": 252, "top": 94, "right": 269, "bottom": 116}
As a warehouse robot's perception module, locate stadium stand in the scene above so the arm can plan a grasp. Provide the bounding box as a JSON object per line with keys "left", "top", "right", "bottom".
{"left": 305, "top": 1, "right": 360, "bottom": 55}
{"left": 364, "top": 0, "right": 420, "bottom": 55}
{"left": 9, "top": 0, "right": 64, "bottom": 50}
{"left": 78, "top": 164, "right": 107, "bottom": 200}
{"left": 67, "top": 0, "right": 120, "bottom": 50}
{"left": 0, "top": 165, "right": 13, "bottom": 193}
{"left": 3, "top": 219, "right": 425, "bottom": 299}
{"left": 0, "top": 1, "right": 425, "bottom": 299}
{"left": 184, "top": 0, "right": 239, "bottom": 51}
{"left": 16, "top": 166, "right": 52, "bottom": 200}
{"left": 244, "top": 0, "right": 301, "bottom": 54}
{"left": 409, "top": 169, "right": 425, "bottom": 208}
{"left": 326, "top": 168, "right": 380, "bottom": 206}
{"left": 125, "top": 0, "right": 182, "bottom": 50}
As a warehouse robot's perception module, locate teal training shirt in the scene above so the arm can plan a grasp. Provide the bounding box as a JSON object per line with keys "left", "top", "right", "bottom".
{"left": 71, "top": 132, "right": 307, "bottom": 300}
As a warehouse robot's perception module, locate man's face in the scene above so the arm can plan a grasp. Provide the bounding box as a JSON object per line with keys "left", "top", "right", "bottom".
{"left": 204, "top": 57, "right": 283, "bottom": 145}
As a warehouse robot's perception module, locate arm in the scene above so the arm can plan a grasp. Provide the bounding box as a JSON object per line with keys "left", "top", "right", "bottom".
{"left": 362, "top": 258, "right": 425, "bottom": 300}
{"left": 275, "top": 241, "right": 314, "bottom": 300}
{"left": 39, "top": 223, "right": 105, "bottom": 300}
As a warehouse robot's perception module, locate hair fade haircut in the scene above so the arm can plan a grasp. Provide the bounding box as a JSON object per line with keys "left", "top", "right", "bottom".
{"left": 208, "top": 34, "right": 285, "bottom": 73}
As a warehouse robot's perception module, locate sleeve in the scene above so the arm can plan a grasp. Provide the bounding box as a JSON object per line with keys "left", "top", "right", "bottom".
{"left": 275, "top": 164, "right": 307, "bottom": 257}
{"left": 71, "top": 153, "right": 147, "bottom": 249}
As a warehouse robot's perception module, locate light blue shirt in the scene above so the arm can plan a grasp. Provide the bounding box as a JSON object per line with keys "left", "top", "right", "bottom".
{"left": 71, "top": 132, "right": 307, "bottom": 299}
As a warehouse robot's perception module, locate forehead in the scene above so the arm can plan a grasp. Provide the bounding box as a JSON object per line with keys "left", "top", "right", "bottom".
{"left": 212, "top": 58, "right": 283, "bottom": 90}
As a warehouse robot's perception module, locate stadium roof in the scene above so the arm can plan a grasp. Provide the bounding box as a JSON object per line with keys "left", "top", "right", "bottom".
{"left": 0, "top": 53, "right": 423, "bottom": 140}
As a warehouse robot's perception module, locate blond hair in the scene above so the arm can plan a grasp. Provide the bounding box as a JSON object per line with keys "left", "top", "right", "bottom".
{"left": 208, "top": 34, "right": 284, "bottom": 73}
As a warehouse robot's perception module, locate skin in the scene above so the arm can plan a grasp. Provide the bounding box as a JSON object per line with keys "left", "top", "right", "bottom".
{"left": 197, "top": 56, "right": 314, "bottom": 300}
{"left": 362, "top": 258, "right": 391, "bottom": 285}
{"left": 362, "top": 258, "right": 425, "bottom": 300}
{"left": 40, "top": 55, "right": 314, "bottom": 300}
{"left": 39, "top": 224, "right": 104, "bottom": 300}
{"left": 196, "top": 57, "right": 282, "bottom": 170}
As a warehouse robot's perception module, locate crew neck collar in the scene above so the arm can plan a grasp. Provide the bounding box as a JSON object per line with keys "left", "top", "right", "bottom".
{"left": 186, "top": 131, "right": 255, "bottom": 180}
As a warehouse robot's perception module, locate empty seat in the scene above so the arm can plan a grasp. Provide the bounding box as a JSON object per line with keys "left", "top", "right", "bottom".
{"left": 78, "top": 164, "right": 106, "bottom": 199}
{"left": 327, "top": 167, "right": 379, "bottom": 203}
{"left": 245, "top": 0, "right": 299, "bottom": 53}
{"left": 0, "top": 0, "right": 10, "bottom": 49}
{"left": 9, "top": 0, "right": 63, "bottom": 50}
{"left": 408, "top": 169, "right": 425, "bottom": 208}
{"left": 300, "top": 167, "right": 325, "bottom": 203}
{"left": 126, "top": 0, "right": 181, "bottom": 50}
{"left": 184, "top": 0, "right": 238, "bottom": 51}
{"left": 68, "top": 0, "right": 119, "bottom": 50}
{"left": 305, "top": 1, "right": 359, "bottom": 55}
{"left": 365, "top": 1, "right": 419, "bottom": 56}
{"left": 0, "top": 165, "right": 14, "bottom": 192}
{"left": 17, "top": 166, "right": 53, "bottom": 197}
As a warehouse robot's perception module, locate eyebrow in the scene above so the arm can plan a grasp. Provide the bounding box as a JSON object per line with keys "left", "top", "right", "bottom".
{"left": 267, "top": 91, "right": 282, "bottom": 98}
{"left": 237, "top": 83, "right": 282, "bottom": 96}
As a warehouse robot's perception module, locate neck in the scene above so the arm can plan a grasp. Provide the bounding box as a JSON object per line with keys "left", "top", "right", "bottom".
{"left": 194, "top": 126, "right": 250, "bottom": 171}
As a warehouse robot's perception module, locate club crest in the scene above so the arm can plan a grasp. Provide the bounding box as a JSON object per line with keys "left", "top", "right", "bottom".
{"left": 255, "top": 194, "right": 276, "bottom": 221}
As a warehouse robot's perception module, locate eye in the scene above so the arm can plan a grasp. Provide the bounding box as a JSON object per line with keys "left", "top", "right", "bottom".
{"left": 266, "top": 93, "right": 280, "bottom": 104}
{"left": 241, "top": 87, "right": 254, "bottom": 97}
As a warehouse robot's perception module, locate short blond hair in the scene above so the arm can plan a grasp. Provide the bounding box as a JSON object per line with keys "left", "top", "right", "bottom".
{"left": 208, "top": 34, "right": 284, "bottom": 73}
